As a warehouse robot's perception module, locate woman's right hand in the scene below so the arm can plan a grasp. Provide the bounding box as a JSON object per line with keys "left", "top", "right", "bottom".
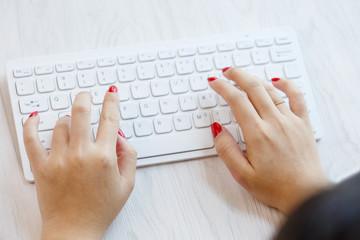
{"left": 208, "top": 68, "right": 329, "bottom": 215}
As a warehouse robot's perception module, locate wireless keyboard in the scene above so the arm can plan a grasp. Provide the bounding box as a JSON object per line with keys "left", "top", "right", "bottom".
{"left": 6, "top": 27, "right": 322, "bottom": 182}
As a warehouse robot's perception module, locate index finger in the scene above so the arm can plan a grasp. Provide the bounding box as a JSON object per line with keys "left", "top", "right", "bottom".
{"left": 223, "top": 67, "right": 279, "bottom": 118}
{"left": 208, "top": 77, "right": 261, "bottom": 128}
{"left": 96, "top": 85, "right": 120, "bottom": 148}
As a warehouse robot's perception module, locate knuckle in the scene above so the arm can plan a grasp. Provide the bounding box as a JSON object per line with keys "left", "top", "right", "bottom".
{"left": 104, "top": 94, "right": 119, "bottom": 106}
{"left": 100, "top": 111, "right": 119, "bottom": 125}
{"left": 247, "top": 78, "right": 262, "bottom": 89}
{"left": 72, "top": 104, "right": 90, "bottom": 114}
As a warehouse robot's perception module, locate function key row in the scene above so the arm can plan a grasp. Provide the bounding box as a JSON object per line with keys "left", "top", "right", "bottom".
{"left": 13, "top": 35, "right": 292, "bottom": 78}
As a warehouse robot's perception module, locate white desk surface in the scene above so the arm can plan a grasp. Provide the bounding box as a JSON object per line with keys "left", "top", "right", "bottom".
{"left": 1, "top": 1, "right": 360, "bottom": 239}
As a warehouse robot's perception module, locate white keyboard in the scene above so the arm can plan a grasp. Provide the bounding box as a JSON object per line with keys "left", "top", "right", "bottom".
{"left": 6, "top": 27, "right": 322, "bottom": 182}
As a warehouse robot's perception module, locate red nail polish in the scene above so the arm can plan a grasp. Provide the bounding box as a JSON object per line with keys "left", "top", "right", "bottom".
{"left": 271, "top": 78, "right": 280, "bottom": 82}
{"left": 29, "top": 111, "right": 38, "bottom": 118}
{"left": 222, "top": 67, "right": 231, "bottom": 73}
{"left": 109, "top": 85, "right": 118, "bottom": 93}
{"left": 65, "top": 115, "right": 71, "bottom": 118}
{"left": 208, "top": 77, "right": 217, "bottom": 82}
{"left": 211, "top": 122, "right": 222, "bottom": 138}
{"left": 118, "top": 128, "right": 126, "bottom": 138}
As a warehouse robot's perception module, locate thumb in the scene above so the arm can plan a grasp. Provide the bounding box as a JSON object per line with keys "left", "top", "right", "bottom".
{"left": 211, "top": 122, "right": 253, "bottom": 189}
{"left": 23, "top": 111, "right": 48, "bottom": 171}
{"left": 116, "top": 128, "right": 137, "bottom": 181}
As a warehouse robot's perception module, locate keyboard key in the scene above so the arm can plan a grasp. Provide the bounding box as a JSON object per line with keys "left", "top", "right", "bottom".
{"left": 189, "top": 75, "right": 208, "bottom": 91}
{"left": 284, "top": 63, "right": 301, "bottom": 79}
{"left": 276, "top": 35, "right": 292, "bottom": 45}
{"left": 218, "top": 42, "right": 235, "bottom": 52}
{"left": 77, "top": 60, "right": 95, "bottom": 70}
{"left": 270, "top": 46, "right": 296, "bottom": 63}
{"left": 56, "top": 63, "right": 75, "bottom": 73}
{"left": 57, "top": 75, "right": 76, "bottom": 90}
{"left": 139, "top": 100, "right": 159, "bottom": 117}
{"left": 91, "top": 108, "right": 99, "bottom": 124}
{"left": 198, "top": 92, "right": 217, "bottom": 108}
{"left": 158, "top": 49, "right": 176, "bottom": 60}
{"left": 233, "top": 51, "right": 251, "bottom": 67}
{"left": 50, "top": 94, "right": 69, "bottom": 110}
{"left": 214, "top": 53, "right": 233, "bottom": 70}
{"left": 212, "top": 109, "right": 231, "bottom": 125}
{"left": 36, "top": 77, "right": 56, "bottom": 93}
{"left": 151, "top": 80, "right": 170, "bottom": 97}
{"left": 198, "top": 45, "right": 216, "bottom": 54}
{"left": 170, "top": 78, "right": 189, "bottom": 94}
{"left": 138, "top": 52, "right": 156, "bottom": 62}
{"left": 22, "top": 113, "right": 57, "bottom": 131}
{"left": 156, "top": 62, "right": 175, "bottom": 77}
{"left": 119, "top": 122, "right": 133, "bottom": 139}
{"left": 173, "top": 115, "right": 192, "bottom": 131}
{"left": 133, "top": 120, "right": 153, "bottom": 137}
{"left": 13, "top": 68, "right": 32, "bottom": 78}
{"left": 195, "top": 56, "right": 213, "bottom": 72}
{"left": 131, "top": 83, "right": 150, "bottom": 99}
{"left": 159, "top": 98, "right": 178, "bottom": 114}
{"left": 91, "top": 88, "right": 106, "bottom": 105}
{"left": 227, "top": 125, "right": 239, "bottom": 143}
{"left": 77, "top": 71, "right": 96, "bottom": 87}
{"left": 97, "top": 57, "right": 116, "bottom": 67}
{"left": 247, "top": 67, "right": 266, "bottom": 81}
{"left": 19, "top": 96, "right": 49, "bottom": 114}
{"left": 120, "top": 103, "right": 139, "bottom": 120}
{"left": 39, "top": 131, "right": 53, "bottom": 149}
{"left": 178, "top": 47, "right": 196, "bottom": 57}
{"left": 265, "top": 65, "right": 284, "bottom": 81}
{"left": 16, "top": 79, "right": 35, "bottom": 96}
{"left": 137, "top": 64, "right": 156, "bottom": 80}
{"left": 251, "top": 50, "right": 269, "bottom": 65}
{"left": 153, "top": 117, "right": 172, "bottom": 134}
{"left": 131, "top": 128, "right": 214, "bottom": 158}
{"left": 217, "top": 95, "right": 228, "bottom": 106}
{"left": 176, "top": 58, "right": 194, "bottom": 75}
{"left": 256, "top": 37, "right": 273, "bottom": 47}
{"left": 97, "top": 70, "right": 116, "bottom": 85}
{"left": 179, "top": 95, "right": 197, "bottom": 111}
{"left": 117, "top": 66, "right": 136, "bottom": 82}
{"left": 118, "top": 85, "right": 130, "bottom": 102}
{"left": 237, "top": 39, "right": 254, "bottom": 49}
{"left": 193, "top": 111, "right": 211, "bottom": 128}
{"left": 118, "top": 54, "right": 137, "bottom": 65}
{"left": 35, "top": 65, "right": 53, "bottom": 75}
{"left": 238, "top": 126, "right": 245, "bottom": 143}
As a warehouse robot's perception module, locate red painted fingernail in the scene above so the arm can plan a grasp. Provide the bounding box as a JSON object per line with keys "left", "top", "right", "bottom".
{"left": 108, "top": 85, "right": 118, "bottom": 93}
{"left": 222, "top": 67, "right": 231, "bottom": 73}
{"left": 118, "top": 128, "right": 126, "bottom": 138}
{"left": 29, "top": 111, "right": 38, "bottom": 118}
{"left": 271, "top": 78, "right": 281, "bottom": 82}
{"left": 208, "top": 77, "right": 217, "bottom": 82}
{"left": 65, "top": 115, "right": 71, "bottom": 118}
{"left": 211, "top": 122, "right": 222, "bottom": 138}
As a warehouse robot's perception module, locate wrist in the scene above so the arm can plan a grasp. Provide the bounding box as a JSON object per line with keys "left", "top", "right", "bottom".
{"left": 279, "top": 176, "right": 331, "bottom": 215}
{"left": 41, "top": 219, "right": 105, "bottom": 240}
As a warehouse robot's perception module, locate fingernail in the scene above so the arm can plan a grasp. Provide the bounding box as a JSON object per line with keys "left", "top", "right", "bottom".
{"left": 271, "top": 78, "right": 281, "bottom": 82}
{"left": 65, "top": 115, "right": 71, "bottom": 118}
{"left": 29, "top": 111, "right": 38, "bottom": 118}
{"left": 108, "top": 85, "right": 118, "bottom": 93}
{"left": 208, "top": 77, "right": 217, "bottom": 82}
{"left": 222, "top": 67, "right": 231, "bottom": 73}
{"left": 211, "top": 122, "right": 222, "bottom": 138}
{"left": 118, "top": 128, "right": 126, "bottom": 138}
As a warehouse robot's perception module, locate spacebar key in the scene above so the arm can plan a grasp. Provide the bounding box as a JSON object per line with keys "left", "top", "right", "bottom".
{"left": 130, "top": 128, "right": 214, "bottom": 159}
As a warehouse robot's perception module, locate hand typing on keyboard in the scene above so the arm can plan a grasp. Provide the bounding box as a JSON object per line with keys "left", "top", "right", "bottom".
{"left": 23, "top": 85, "right": 137, "bottom": 240}
{"left": 209, "top": 67, "right": 329, "bottom": 215}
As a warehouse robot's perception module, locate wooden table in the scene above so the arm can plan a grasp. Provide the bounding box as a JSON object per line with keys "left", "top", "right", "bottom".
{"left": 1, "top": 0, "right": 360, "bottom": 239}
